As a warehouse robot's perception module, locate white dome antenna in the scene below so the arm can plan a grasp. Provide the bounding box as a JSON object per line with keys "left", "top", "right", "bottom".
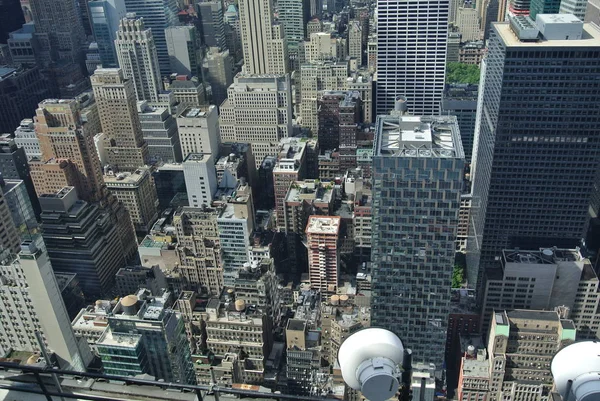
{"left": 338, "top": 328, "right": 405, "bottom": 401}
{"left": 551, "top": 341, "right": 600, "bottom": 401}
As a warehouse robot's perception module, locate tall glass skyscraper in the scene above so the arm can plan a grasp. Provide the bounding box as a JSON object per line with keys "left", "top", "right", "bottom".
{"left": 89, "top": 0, "right": 127, "bottom": 68}
{"left": 375, "top": 0, "right": 449, "bottom": 115}
{"left": 123, "top": 0, "right": 179, "bottom": 76}
{"left": 467, "top": 16, "right": 600, "bottom": 291}
{"left": 371, "top": 114, "right": 465, "bottom": 368}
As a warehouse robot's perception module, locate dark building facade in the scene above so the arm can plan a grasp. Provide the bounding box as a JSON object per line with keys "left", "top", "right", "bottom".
{"left": 441, "top": 84, "right": 477, "bottom": 163}
{"left": 0, "top": 0, "right": 25, "bottom": 44}
{"left": 0, "top": 66, "right": 51, "bottom": 134}
{"left": 467, "top": 18, "right": 600, "bottom": 291}
{"left": 197, "top": 1, "right": 227, "bottom": 50}
{"left": 40, "top": 187, "right": 127, "bottom": 300}
{"left": 0, "top": 136, "right": 41, "bottom": 216}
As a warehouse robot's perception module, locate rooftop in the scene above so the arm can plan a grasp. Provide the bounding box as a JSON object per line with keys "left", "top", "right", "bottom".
{"left": 285, "top": 180, "right": 334, "bottom": 204}
{"left": 184, "top": 153, "right": 210, "bottom": 163}
{"left": 306, "top": 216, "right": 341, "bottom": 235}
{"left": 507, "top": 309, "right": 559, "bottom": 322}
{"left": 104, "top": 169, "right": 148, "bottom": 185}
{"left": 97, "top": 330, "right": 142, "bottom": 348}
{"left": 497, "top": 20, "right": 600, "bottom": 46}
{"left": 502, "top": 247, "right": 584, "bottom": 266}
{"left": 178, "top": 106, "right": 212, "bottom": 118}
{"left": 374, "top": 115, "right": 464, "bottom": 159}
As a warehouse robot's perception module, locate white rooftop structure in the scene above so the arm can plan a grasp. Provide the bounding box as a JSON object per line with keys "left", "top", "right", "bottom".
{"left": 306, "top": 216, "right": 341, "bottom": 235}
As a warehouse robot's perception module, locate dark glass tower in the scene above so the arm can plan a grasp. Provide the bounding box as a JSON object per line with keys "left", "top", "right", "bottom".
{"left": 371, "top": 114, "right": 465, "bottom": 368}
{"left": 467, "top": 16, "right": 600, "bottom": 292}
{"left": 0, "top": 0, "right": 25, "bottom": 43}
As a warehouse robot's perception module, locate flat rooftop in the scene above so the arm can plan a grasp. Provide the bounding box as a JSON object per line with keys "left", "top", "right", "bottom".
{"left": 507, "top": 309, "right": 559, "bottom": 322}
{"left": 374, "top": 115, "right": 464, "bottom": 159}
{"left": 97, "top": 330, "right": 141, "bottom": 348}
{"left": 104, "top": 169, "right": 147, "bottom": 185}
{"left": 462, "top": 358, "right": 490, "bottom": 378}
{"left": 496, "top": 21, "right": 600, "bottom": 47}
{"left": 285, "top": 180, "right": 334, "bottom": 204}
{"left": 184, "top": 153, "right": 210, "bottom": 162}
{"left": 306, "top": 216, "right": 341, "bottom": 235}
{"left": 178, "top": 106, "right": 211, "bottom": 118}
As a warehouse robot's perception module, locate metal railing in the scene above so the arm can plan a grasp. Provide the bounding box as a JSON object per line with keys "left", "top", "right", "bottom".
{"left": 0, "top": 361, "right": 337, "bottom": 401}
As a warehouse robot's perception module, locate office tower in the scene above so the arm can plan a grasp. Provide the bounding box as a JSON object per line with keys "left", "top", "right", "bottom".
{"left": 560, "top": 0, "right": 588, "bottom": 19}
{"left": 104, "top": 168, "right": 158, "bottom": 233}
{"left": 39, "top": 187, "right": 127, "bottom": 299}
{"left": 29, "top": 0, "right": 85, "bottom": 63}
{"left": 273, "top": 138, "right": 308, "bottom": 230}
{"left": 371, "top": 114, "right": 465, "bottom": 368}
{"left": 456, "top": 7, "right": 482, "bottom": 41}
{"left": 376, "top": 0, "right": 449, "bottom": 115}
{"left": 467, "top": 17, "right": 600, "bottom": 292}
{"left": 217, "top": 182, "right": 255, "bottom": 285}
{"left": 1, "top": 178, "right": 38, "bottom": 243}
{"left": 530, "top": 0, "right": 561, "bottom": 17}
{"left": 306, "top": 216, "right": 340, "bottom": 294}
{"left": 177, "top": 105, "right": 220, "bottom": 162}
{"left": 238, "top": 0, "right": 288, "bottom": 74}
{"left": 197, "top": 1, "right": 227, "bottom": 51}
{"left": 278, "top": 0, "right": 310, "bottom": 61}
{"left": 202, "top": 48, "right": 235, "bottom": 107}
{"left": 91, "top": 68, "right": 149, "bottom": 172}
{"left": 167, "top": 78, "right": 207, "bottom": 108}
{"left": 458, "top": 310, "right": 575, "bottom": 401}
{"left": 31, "top": 97, "right": 106, "bottom": 202}
{"left": 479, "top": 247, "right": 600, "bottom": 338}
{"left": 183, "top": 153, "right": 217, "bottom": 207}
{"left": 219, "top": 74, "right": 293, "bottom": 167}
{"left": 174, "top": 206, "right": 223, "bottom": 295}
{"left": 303, "top": 33, "right": 347, "bottom": 63}
{"left": 0, "top": 66, "right": 51, "bottom": 134}
{"left": 152, "top": 162, "right": 186, "bottom": 210}
{"left": 441, "top": 84, "right": 478, "bottom": 163}
{"left": 105, "top": 289, "right": 196, "bottom": 384}
{"left": 138, "top": 102, "right": 182, "bottom": 163}
{"left": 347, "top": 20, "right": 363, "bottom": 63}
{"left": 6, "top": 23, "right": 40, "bottom": 67}
{"left": 89, "top": 0, "right": 127, "bottom": 68}
{"left": 299, "top": 61, "right": 349, "bottom": 132}
{"left": 122, "top": 0, "right": 179, "bottom": 76}
{"left": 0, "top": 187, "right": 20, "bottom": 254}
{"left": 447, "top": 32, "right": 461, "bottom": 62}
{"left": 508, "top": 0, "right": 531, "bottom": 15}
{"left": 115, "top": 15, "right": 162, "bottom": 102}
{"left": 97, "top": 330, "right": 149, "bottom": 376}
{"left": 0, "top": 0, "right": 25, "bottom": 44}
{"left": 165, "top": 26, "right": 200, "bottom": 77}
{"left": 0, "top": 239, "right": 90, "bottom": 371}
{"left": 480, "top": 0, "right": 503, "bottom": 40}
{"left": 0, "top": 135, "right": 41, "bottom": 216}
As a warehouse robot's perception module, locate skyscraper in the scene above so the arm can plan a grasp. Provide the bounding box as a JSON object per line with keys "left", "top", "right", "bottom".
{"left": 278, "top": 0, "right": 310, "bottom": 62}
{"left": 0, "top": 187, "right": 20, "bottom": 255}
{"left": 559, "top": 0, "right": 588, "bottom": 19}
{"left": 375, "top": 0, "right": 449, "bottom": 115}
{"left": 123, "top": 0, "right": 179, "bottom": 76}
{"left": 0, "top": 0, "right": 25, "bottom": 44}
{"left": 219, "top": 74, "right": 293, "bottom": 166}
{"left": 197, "top": 1, "right": 227, "bottom": 51}
{"left": 28, "top": 0, "right": 85, "bottom": 63}
{"left": 91, "top": 68, "right": 149, "bottom": 172}
{"left": 467, "top": 16, "right": 600, "bottom": 291}
{"left": 39, "top": 186, "right": 127, "bottom": 299}
{"left": 306, "top": 216, "right": 340, "bottom": 294}
{"left": 115, "top": 15, "right": 162, "bottom": 102}
{"left": 182, "top": 153, "right": 217, "bottom": 207}
{"left": 371, "top": 114, "right": 464, "bottom": 368}
{"left": 88, "top": 0, "right": 127, "bottom": 68}
{"left": 32, "top": 97, "right": 106, "bottom": 202}
{"left": 238, "top": 0, "right": 289, "bottom": 74}
{"left": 165, "top": 26, "right": 200, "bottom": 77}
{"left": 0, "top": 239, "right": 90, "bottom": 371}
